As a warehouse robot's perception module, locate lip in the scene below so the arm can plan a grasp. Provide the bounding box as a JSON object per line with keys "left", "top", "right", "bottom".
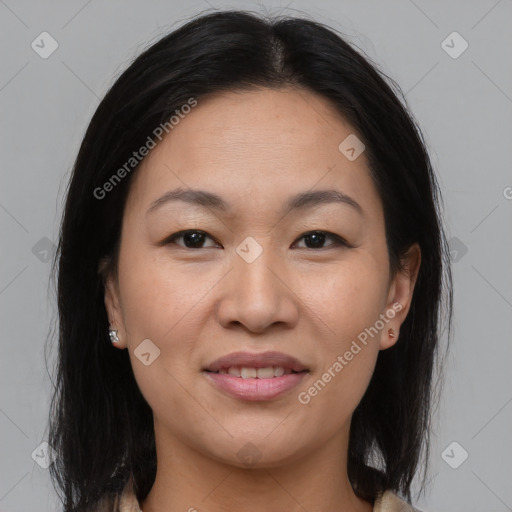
{"left": 203, "top": 350, "right": 309, "bottom": 402}
{"left": 204, "top": 371, "right": 308, "bottom": 401}
{"left": 204, "top": 350, "right": 308, "bottom": 373}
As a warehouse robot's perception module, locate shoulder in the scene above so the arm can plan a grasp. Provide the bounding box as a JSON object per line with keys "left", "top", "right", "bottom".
{"left": 373, "top": 490, "right": 423, "bottom": 512}
{"left": 117, "top": 478, "right": 141, "bottom": 512}
{"left": 91, "top": 476, "right": 140, "bottom": 512}
{"left": 115, "top": 481, "right": 422, "bottom": 512}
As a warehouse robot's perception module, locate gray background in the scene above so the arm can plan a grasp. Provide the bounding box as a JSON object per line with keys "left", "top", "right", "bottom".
{"left": 1, "top": 1, "right": 511, "bottom": 511}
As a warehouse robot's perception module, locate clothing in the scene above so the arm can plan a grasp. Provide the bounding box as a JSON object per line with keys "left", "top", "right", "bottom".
{"left": 115, "top": 478, "right": 420, "bottom": 512}
{"left": 373, "top": 490, "right": 421, "bottom": 511}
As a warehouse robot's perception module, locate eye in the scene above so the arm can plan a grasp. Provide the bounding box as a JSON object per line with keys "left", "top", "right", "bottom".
{"left": 162, "top": 229, "right": 348, "bottom": 250}
{"left": 293, "top": 230, "right": 348, "bottom": 250}
{"left": 164, "top": 230, "right": 220, "bottom": 249}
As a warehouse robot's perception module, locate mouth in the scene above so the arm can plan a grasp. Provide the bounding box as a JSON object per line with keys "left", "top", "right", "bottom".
{"left": 204, "top": 366, "right": 305, "bottom": 378}
{"left": 203, "top": 351, "right": 309, "bottom": 401}
{"left": 204, "top": 350, "right": 308, "bottom": 373}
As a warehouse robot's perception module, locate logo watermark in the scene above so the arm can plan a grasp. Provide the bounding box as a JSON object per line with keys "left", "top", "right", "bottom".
{"left": 298, "top": 302, "right": 403, "bottom": 405}
{"left": 93, "top": 97, "right": 198, "bottom": 200}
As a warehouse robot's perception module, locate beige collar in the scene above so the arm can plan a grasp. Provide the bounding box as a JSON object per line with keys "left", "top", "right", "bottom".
{"left": 373, "top": 490, "right": 420, "bottom": 511}
{"left": 118, "top": 483, "right": 419, "bottom": 512}
{"left": 116, "top": 490, "right": 419, "bottom": 512}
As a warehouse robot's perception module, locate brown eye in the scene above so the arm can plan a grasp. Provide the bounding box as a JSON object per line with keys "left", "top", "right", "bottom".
{"left": 165, "top": 230, "right": 220, "bottom": 249}
{"left": 294, "top": 231, "right": 348, "bottom": 249}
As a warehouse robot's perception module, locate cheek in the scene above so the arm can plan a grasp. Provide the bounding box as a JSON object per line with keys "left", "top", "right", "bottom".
{"left": 294, "top": 258, "right": 388, "bottom": 409}
{"left": 116, "top": 240, "right": 222, "bottom": 388}
{"left": 117, "top": 240, "right": 207, "bottom": 341}
{"left": 300, "top": 256, "right": 389, "bottom": 344}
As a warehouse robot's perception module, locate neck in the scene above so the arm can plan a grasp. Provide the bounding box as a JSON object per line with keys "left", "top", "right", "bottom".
{"left": 140, "top": 423, "right": 373, "bottom": 512}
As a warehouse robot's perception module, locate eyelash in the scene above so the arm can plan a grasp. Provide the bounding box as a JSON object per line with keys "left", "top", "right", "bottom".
{"left": 163, "top": 229, "right": 350, "bottom": 250}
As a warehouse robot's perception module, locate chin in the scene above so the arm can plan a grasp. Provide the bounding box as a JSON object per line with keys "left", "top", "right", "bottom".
{"left": 200, "top": 433, "right": 307, "bottom": 470}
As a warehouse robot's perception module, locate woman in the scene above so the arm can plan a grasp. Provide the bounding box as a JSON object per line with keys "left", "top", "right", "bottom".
{"left": 47, "top": 10, "right": 452, "bottom": 512}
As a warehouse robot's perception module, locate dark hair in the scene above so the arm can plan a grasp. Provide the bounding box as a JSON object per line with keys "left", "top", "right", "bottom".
{"left": 47, "top": 9, "right": 452, "bottom": 511}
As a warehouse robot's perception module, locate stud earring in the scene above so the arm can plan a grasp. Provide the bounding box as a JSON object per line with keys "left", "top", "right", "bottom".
{"left": 109, "top": 329, "right": 120, "bottom": 344}
{"left": 388, "top": 328, "right": 396, "bottom": 339}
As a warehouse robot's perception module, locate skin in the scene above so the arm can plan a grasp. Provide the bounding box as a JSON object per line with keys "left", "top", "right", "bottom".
{"left": 104, "top": 87, "right": 421, "bottom": 512}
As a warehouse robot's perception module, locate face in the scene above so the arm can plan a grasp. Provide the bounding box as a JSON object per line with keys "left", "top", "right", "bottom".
{"left": 104, "top": 87, "right": 420, "bottom": 468}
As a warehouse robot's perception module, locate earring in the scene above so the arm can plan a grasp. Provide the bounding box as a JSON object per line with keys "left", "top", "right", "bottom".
{"left": 388, "top": 328, "right": 396, "bottom": 339}
{"left": 109, "top": 329, "right": 120, "bottom": 344}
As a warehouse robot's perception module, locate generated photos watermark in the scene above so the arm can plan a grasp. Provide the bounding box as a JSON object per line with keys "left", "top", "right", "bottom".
{"left": 298, "top": 302, "right": 403, "bottom": 405}
{"left": 93, "top": 97, "right": 198, "bottom": 200}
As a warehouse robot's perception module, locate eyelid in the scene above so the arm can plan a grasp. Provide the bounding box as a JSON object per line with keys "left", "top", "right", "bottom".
{"left": 161, "top": 229, "right": 350, "bottom": 250}
{"left": 161, "top": 229, "right": 221, "bottom": 247}
{"left": 292, "top": 230, "right": 350, "bottom": 249}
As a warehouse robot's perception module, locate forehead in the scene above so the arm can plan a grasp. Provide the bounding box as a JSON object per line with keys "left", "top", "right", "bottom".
{"left": 125, "top": 87, "right": 381, "bottom": 219}
{"left": 159, "top": 87, "right": 352, "bottom": 162}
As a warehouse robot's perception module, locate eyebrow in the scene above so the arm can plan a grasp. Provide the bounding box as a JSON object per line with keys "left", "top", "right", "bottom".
{"left": 146, "top": 187, "right": 363, "bottom": 217}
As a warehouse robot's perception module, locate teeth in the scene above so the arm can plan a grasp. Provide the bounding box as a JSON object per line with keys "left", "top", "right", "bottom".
{"left": 218, "top": 366, "right": 292, "bottom": 378}
{"left": 274, "top": 366, "right": 285, "bottom": 377}
{"left": 256, "top": 367, "right": 274, "bottom": 379}
{"left": 241, "top": 367, "right": 257, "bottom": 379}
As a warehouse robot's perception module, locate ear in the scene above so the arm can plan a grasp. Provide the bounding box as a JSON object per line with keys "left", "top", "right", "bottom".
{"left": 379, "top": 243, "right": 421, "bottom": 350}
{"left": 99, "top": 258, "right": 127, "bottom": 350}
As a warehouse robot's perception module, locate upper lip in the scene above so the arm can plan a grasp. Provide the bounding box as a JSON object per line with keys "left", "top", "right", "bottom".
{"left": 204, "top": 351, "right": 308, "bottom": 372}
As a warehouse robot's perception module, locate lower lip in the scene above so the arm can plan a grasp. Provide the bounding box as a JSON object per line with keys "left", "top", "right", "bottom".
{"left": 203, "top": 371, "right": 308, "bottom": 401}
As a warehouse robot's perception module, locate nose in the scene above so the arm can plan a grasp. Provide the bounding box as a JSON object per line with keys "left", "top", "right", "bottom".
{"left": 216, "top": 247, "right": 300, "bottom": 334}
